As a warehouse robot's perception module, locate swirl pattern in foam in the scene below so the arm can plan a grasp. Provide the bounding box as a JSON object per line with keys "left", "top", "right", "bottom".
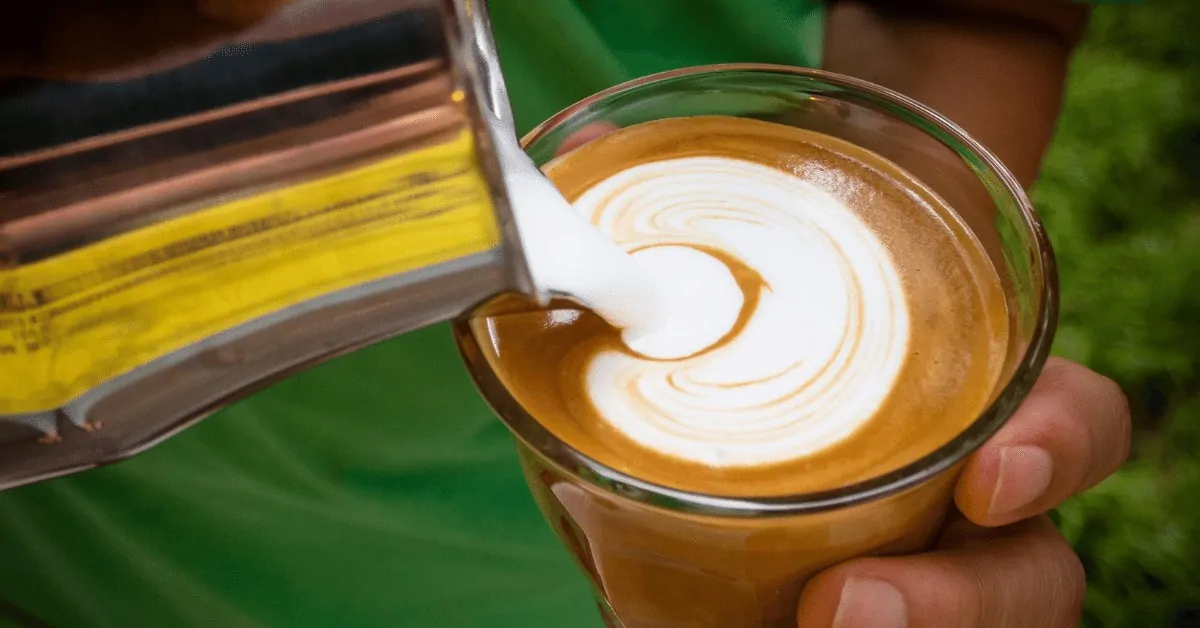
{"left": 575, "top": 156, "right": 911, "bottom": 468}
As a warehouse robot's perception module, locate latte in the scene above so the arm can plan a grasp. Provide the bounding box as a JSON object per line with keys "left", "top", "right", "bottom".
{"left": 472, "top": 115, "right": 1008, "bottom": 497}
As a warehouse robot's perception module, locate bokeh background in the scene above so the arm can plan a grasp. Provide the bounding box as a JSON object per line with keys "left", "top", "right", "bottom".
{"left": 1038, "top": 1, "right": 1200, "bottom": 625}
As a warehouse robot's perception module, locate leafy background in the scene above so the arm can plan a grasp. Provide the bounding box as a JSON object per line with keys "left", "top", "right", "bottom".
{"left": 1037, "top": 1, "right": 1200, "bottom": 625}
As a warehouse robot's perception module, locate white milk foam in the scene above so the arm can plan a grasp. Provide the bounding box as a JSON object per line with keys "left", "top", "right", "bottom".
{"left": 572, "top": 157, "right": 913, "bottom": 468}
{"left": 498, "top": 140, "right": 742, "bottom": 360}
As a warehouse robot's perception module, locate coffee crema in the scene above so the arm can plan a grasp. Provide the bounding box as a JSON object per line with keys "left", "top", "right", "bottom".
{"left": 473, "top": 116, "right": 1008, "bottom": 497}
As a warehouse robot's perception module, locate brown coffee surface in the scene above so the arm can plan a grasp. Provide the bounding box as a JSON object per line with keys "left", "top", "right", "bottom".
{"left": 472, "top": 116, "right": 1008, "bottom": 498}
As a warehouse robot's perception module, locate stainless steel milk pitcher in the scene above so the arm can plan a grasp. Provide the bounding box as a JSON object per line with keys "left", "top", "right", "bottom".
{"left": 0, "top": 0, "right": 537, "bottom": 489}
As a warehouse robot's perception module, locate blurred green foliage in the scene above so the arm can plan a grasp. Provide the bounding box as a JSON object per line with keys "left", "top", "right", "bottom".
{"left": 1034, "top": 1, "right": 1200, "bottom": 625}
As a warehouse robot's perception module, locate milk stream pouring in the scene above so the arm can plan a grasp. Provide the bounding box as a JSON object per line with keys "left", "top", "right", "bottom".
{"left": 0, "top": 0, "right": 547, "bottom": 489}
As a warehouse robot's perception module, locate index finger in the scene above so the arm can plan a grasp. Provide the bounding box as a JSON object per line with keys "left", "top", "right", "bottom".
{"left": 955, "top": 357, "right": 1132, "bottom": 526}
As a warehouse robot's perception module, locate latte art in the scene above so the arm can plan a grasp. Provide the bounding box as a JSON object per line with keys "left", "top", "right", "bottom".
{"left": 462, "top": 112, "right": 1019, "bottom": 628}
{"left": 475, "top": 116, "right": 1008, "bottom": 497}
{"left": 576, "top": 157, "right": 911, "bottom": 466}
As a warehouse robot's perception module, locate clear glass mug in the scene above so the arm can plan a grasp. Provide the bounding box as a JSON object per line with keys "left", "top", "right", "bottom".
{"left": 454, "top": 64, "right": 1057, "bottom": 628}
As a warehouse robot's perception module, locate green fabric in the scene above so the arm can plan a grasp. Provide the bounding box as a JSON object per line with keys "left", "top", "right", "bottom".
{"left": 491, "top": 0, "right": 825, "bottom": 135}
{"left": 0, "top": 2, "right": 823, "bottom": 626}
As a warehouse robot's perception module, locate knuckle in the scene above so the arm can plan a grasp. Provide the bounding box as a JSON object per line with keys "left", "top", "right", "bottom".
{"left": 1055, "top": 543, "right": 1088, "bottom": 622}
{"left": 1095, "top": 372, "right": 1130, "bottom": 420}
{"left": 1025, "top": 360, "right": 1133, "bottom": 487}
{"left": 1101, "top": 373, "right": 1132, "bottom": 426}
{"left": 1032, "top": 389, "right": 1093, "bottom": 448}
{"left": 1036, "top": 357, "right": 1079, "bottom": 392}
{"left": 1034, "top": 523, "right": 1088, "bottom": 625}
{"left": 1087, "top": 372, "right": 1132, "bottom": 477}
{"left": 948, "top": 518, "right": 1087, "bottom": 628}
{"left": 1044, "top": 527, "right": 1087, "bottom": 592}
{"left": 1066, "top": 551, "right": 1087, "bottom": 607}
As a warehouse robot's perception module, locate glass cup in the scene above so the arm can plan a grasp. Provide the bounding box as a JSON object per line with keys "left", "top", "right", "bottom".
{"left": 454, "top": 64, "right": 1057, "bottom": 628}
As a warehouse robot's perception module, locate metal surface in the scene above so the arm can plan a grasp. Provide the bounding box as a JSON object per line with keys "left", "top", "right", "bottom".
{"left": 0, "top": 0, "right": 531, "bottom": 489}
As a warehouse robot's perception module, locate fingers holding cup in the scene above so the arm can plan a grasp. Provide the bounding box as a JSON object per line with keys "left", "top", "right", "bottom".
{"left": 955, "top": 357, "right": 1131, "bottom": 527}
{"left": 796, "top": 515, "right": 1086, "bottom": 628}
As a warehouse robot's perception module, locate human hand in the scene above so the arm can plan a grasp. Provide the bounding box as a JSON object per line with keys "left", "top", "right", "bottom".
{"left": 795, "top": 357, "right": 1130, "bottom": 627}
{"left": 549, "top": 126, "right": 1131, "bottom": 627}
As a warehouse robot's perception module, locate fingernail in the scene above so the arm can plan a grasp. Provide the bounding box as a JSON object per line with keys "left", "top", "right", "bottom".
{"left": 988, "top": 445, "right": 1055, "bottom": 517}
{"left": 833, "top": 577, "right": 908, "bottom": 628}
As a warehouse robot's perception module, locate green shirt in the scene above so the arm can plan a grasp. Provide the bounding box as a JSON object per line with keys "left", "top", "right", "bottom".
{"left": 0, "top": 2, "right": 822, "bottom": 626}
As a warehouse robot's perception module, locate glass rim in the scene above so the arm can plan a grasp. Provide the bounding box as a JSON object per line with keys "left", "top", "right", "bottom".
{"left": 458, "top": 63, "right": 1059, "bottom": 517}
